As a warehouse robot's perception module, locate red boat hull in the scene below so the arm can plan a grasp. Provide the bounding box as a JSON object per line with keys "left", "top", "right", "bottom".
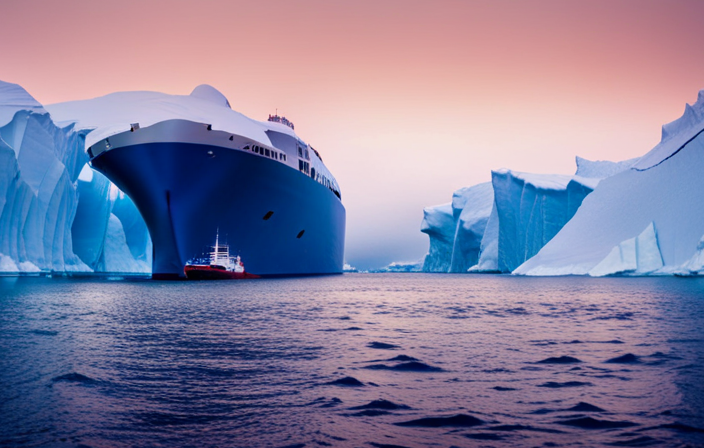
{"left": 184, "top": 265, "right": 260, "bottom": 280}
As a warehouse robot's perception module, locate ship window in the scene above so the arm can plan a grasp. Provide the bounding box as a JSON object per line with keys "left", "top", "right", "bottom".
{"left": 243, "top": 145, "right": 249, "bottom": 150}
{"left": 263, "top": 211, "right": 274, "bottom": 220}
{"left": 297, "top": 230, "right": 305, "bottom": 239}
{"left": 298, "top": 147, "right": 303, "bottom": 157}
{"left": 299, "top": 160, "right": 303, "bottom": 171}
{"left": 229, "top": 135, "right": 234, "bottom": 141}
{"left": 311, "top": 167, "right": 316, "bottom": 179}
{"left": 265, "top": 149, "right": 270, "bottom": 157}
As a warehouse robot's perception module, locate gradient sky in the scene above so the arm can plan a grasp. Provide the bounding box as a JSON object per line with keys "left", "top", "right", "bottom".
{"left": 3, "top": 0, "right": 704, "bottom": 269}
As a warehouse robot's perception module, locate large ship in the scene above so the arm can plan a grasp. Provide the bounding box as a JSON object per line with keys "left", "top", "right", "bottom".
{"left": 47, "top": 85, "right": 346, "bottom": 278}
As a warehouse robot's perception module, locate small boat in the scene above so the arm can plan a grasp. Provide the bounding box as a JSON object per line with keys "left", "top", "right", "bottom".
{"left": 184, "top": 232, "right": 260, "bottom": 280}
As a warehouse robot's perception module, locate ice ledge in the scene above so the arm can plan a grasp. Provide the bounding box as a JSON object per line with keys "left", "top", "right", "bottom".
{"left": 588, "top": 222, "right": 663, "bottom": 277}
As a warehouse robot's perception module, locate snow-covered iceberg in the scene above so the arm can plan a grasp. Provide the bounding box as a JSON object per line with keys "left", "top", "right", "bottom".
{"left": 421, "top": 182, "right": 494, "bottom": 272}
{"left": 72, "top": 167, "right": 151, "bottom": 273}
{"left": 0, "top": 80, "right": 151, "bottom": 274}
{"left": 375, "top": 260, "right": 423, "bottom": 273}
{"left": 675, "top": 234, "right": 704, "bottom": 276}
{"left": 0, "top": 81, "right": 89, "bottom": 273}
{"left": 515, "top": 90, "right": 704, "bottom": 276}
{"left": 422, "top": 157, "right": 631, "bottom": 274}
{"left": 449, "top": 182, "right": 494, "bottom": 272}
{"left": 491, "top": 170, "right": 591, "bottom": 273}
{"left": 421, "top": 203, "right": 455, "bottom": 272}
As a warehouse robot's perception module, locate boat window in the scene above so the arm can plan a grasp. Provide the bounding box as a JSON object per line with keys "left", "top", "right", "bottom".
{"left": 263, "top": 211, "right": 274, "bottom": 220}
{"left": 311, "top": 167, "right": 316, "bottom": 179}
{"left": 299, "top": 160, "right": 303, "bottom": 171}
{"left": 243, "top": 145, "right": 249, "bottom": 150}
{"left": 298, "top": 147, "right": 303, "bottom": 157}
{"left": 265, "top": 149, "right": 270, "bottom": 157}
{"left": 297, "top": 230, "right": 305, "bottom": 239}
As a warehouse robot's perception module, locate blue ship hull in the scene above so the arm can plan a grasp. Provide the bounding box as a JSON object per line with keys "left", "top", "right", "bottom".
{"left": 91, "top": 142, "right": 346, "bottom": 278}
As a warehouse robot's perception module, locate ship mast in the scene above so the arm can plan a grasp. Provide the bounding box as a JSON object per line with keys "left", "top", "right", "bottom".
{"left": 213, "top": 228, "right": 220, "bottom": 265}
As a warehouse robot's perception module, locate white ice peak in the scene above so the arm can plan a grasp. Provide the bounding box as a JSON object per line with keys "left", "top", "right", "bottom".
{"left": 633, "top": 89, "right": 704, "bottom": 170}
{"left": 190, "top": 84, "right": 231, "bottom": 109}
{"left": 0, "top": 80, "right": 46, "bottom": 126}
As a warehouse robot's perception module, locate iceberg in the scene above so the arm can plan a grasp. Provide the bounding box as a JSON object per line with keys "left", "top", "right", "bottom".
{"left": 448, "top": 182, "right": 494, "bottom": 272}
{"left": 98, "top": 213, "right": 151, "bottom": 273}
{"left": 490, "top": 157, "right": 638, "bottom": 273}
{"left": 470, "top": 204, "right": 500, "bottom": 272}
{"left": 491, "top": 170, "right": 579, "bottom": 273}
{"left": 515, "top": 90, "right": 704, "bottom": 276}
{"left": 421, "top": 203, "right": 455, "bottom": 272}
{"left": 71, "top": 168, "right": 151, "bottom": 273}
{"left": 422, "top": 157, "right": 634, "bottom": 274}
{"left": 588, "top": 223, "right": 663, "bottom": 277}
{"left": 0, "top": 80, "right": 151, "bottom": 274}
{"left": 0, "top": 81, "right": 89, "bottom": 273}
{"left": 421, "top": 182, "right": 494, "bottom": 273}
{"left": 574, "top": 156, "right": 637, "bottom": 178}
{"left": 676, "top": 234, "right": 704, "bottom": 275}
{"left": 375, "top": 260, "right": 423, "bottom": 273}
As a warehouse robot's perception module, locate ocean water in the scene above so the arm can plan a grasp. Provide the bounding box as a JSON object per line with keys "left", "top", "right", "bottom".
{"left": 1, "top": 273, "right": 704, "bottom": 447}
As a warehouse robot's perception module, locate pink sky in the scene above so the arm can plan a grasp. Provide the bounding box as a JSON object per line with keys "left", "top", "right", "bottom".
{"left": 3, "top": 0, "right": 704, "bottom": 269}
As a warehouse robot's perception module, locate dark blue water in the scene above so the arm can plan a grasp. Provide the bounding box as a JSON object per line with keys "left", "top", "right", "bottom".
{"left": 1, "top": 274, "right": 704, "bottom": 447}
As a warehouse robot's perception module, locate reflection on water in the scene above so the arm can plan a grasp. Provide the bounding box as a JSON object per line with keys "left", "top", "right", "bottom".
{"left": 1, "top": 274, "right": 703, "bottom": 447}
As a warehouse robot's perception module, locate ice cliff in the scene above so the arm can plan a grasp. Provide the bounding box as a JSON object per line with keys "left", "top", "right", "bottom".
{"left": 422, "top": 158, "right": 632, "bottom": 273}
{"left": 0, "top": 80, "right": 150, "bottom": 274}
{"left": 421, "top": 182, "right": 494, "bottom": 272}
{"left": 515, "top": 90, "right": 704, "bottom": 276}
